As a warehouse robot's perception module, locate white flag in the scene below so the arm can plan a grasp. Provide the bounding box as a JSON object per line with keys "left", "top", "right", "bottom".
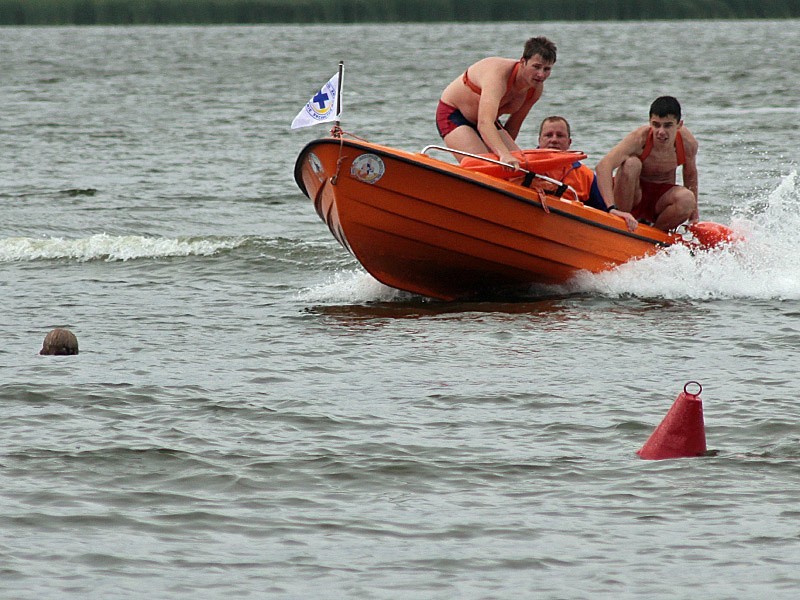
{"left": 291, "top": 72, "right": 341, "bottom": 130}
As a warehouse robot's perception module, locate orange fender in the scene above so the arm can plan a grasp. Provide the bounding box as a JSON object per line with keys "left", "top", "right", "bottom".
{"left": 682, "top": 221, "right": 743, "bottom": 249}
{"left": 460, "top": 149, "right": 588, "bottom": 180}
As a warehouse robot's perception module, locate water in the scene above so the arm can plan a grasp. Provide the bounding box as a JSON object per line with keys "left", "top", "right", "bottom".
{"left": 2, "top": 20, "right": 800, "bottom": 598}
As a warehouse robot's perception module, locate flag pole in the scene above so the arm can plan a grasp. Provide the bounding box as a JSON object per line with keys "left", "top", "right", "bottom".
{"left": 332, "top": 60, "right": 344, "bottom": 138}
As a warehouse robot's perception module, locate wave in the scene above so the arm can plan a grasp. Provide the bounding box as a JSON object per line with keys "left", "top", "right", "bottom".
{"left": 0, "top": 233, "right": 246, "bottom": 262}
{"left": 0, "top": 233, "right": 352, "bottom": 276}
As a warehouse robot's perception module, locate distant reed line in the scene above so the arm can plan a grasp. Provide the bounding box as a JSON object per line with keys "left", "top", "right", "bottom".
{"left": 1, "top": 0, "right": 799, "bottom": 25}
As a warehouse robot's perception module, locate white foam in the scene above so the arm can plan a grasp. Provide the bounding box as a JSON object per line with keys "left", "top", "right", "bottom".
{"left": 298, "top": 269, "right": 411, "bottom": 303}
{"left": 575, "top": 171, "right": 800, "bottom": 300}
{"left": 0, "top": 233, "right": 243, "bottom": 262}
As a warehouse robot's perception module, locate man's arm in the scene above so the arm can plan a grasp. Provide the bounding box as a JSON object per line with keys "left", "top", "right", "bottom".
{"left": 594, "top": 127, "right": 647, "bottom": 208}
{"left": 474, "top": 66, "right": 518, "bottom": 166}
{"left": 681, "top": 128, "right": 700, "bottom": 222}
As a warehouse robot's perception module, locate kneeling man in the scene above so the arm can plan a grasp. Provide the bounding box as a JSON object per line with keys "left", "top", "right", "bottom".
{"left": 595, "top": 96, "right": 699, "bottom": 232}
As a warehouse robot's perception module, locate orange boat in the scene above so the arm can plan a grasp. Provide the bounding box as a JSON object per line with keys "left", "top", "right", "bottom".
{"left": 294, "top": 134, "right": 731, "bottom": 301}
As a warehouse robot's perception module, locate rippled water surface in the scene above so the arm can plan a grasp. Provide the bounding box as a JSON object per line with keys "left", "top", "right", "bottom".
{"left": 2, "top": 20, "right": 800, "bottom": 599}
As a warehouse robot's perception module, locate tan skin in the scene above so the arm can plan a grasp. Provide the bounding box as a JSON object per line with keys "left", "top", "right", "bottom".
{"left": 440, "top": 55, "right": 553, "bottom": 169}
{"left": 537, "top": 118, "right": 571, "bottom": 151}
{"left": 595, "top": 115, "right": 699, "bottom": 232}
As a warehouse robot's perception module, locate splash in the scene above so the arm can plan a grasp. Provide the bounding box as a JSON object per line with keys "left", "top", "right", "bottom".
{"left": 298, "top": 269, "right": 411, "bottom": 303}
{"left": 0, "top": 233, "right": 244, "bottom": 262}
{"left": 575, "top": 171, "right": 800, "bottom": 300}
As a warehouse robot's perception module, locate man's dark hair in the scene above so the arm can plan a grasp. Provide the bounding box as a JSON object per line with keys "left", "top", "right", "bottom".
{"left": 649, "top": 96, "right": 682, "bottom": 121}
{"left": 523, "top": 37, "right": 557, "bottom": 63}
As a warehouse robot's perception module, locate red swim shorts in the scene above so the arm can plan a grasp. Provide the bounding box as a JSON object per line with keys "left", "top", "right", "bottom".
{"left": 435, "top": 100, "right": 504, "bottom": 139}
{"left": 436, "top": 100, "right": 476, "bottom": 138}
{"left": 633, "top": 180, "right": 677, "bottom": 223}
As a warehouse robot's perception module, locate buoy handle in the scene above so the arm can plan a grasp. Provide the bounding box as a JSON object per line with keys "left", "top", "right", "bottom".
{"left": 684, "top": 381, "right": 702, "bottom": 396}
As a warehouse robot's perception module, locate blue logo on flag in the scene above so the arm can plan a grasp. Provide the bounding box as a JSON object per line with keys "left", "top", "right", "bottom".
{"left": 307, "top": 81, "right": 336, "bottom": 121}
{"left": 312, "top": 90, "right": 331, "bottom": 112}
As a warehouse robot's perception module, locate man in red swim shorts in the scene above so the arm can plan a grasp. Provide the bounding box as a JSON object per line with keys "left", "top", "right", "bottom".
{"left": 595, "top": 96, "right": 699, "bottom": 232}
{"left": 437, "top": 37, "right": 557, "bottom": 170}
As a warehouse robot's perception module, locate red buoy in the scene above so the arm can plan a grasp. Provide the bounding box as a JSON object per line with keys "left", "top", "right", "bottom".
{"left": 637, "top": 381, "right": 707, "bottom": 460}
{"left": 684, "top": 221, "right": 741, "bottom": 249}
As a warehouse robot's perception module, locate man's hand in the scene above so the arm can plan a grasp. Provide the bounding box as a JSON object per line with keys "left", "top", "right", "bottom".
{"left": 610, "top": 208, "right": 639, "bottom": 232}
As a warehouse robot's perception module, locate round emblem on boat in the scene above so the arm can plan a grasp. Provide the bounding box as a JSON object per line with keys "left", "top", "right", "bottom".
{"left": 350, "top": 153, "right": 385, "bottom": 184}
{"left": 308, "top": 152, "right": 323, "bottom": 175}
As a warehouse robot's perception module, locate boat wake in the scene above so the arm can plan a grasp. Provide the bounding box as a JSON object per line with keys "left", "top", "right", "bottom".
{"left": 575, "top": 170, "right": 800, "bottom": 300}
{"left": 304, "top": 171, "right": 800, "bottom": 303}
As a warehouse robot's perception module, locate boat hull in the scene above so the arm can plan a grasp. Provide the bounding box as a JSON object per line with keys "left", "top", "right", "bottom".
{"left": 294, "top": 137, "right": 679, "bottom": 301}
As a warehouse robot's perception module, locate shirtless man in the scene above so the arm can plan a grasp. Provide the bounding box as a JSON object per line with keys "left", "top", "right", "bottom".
{"left": 436, "top": 37, "right": 557, "bottom": 169}
{"left": 595, "top": 96, "right": 699, "bottom": 232}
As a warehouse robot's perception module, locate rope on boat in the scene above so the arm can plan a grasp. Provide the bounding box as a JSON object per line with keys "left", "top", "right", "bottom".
{"left": 329, "top": 128, "right": 370, "bottom": 185}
